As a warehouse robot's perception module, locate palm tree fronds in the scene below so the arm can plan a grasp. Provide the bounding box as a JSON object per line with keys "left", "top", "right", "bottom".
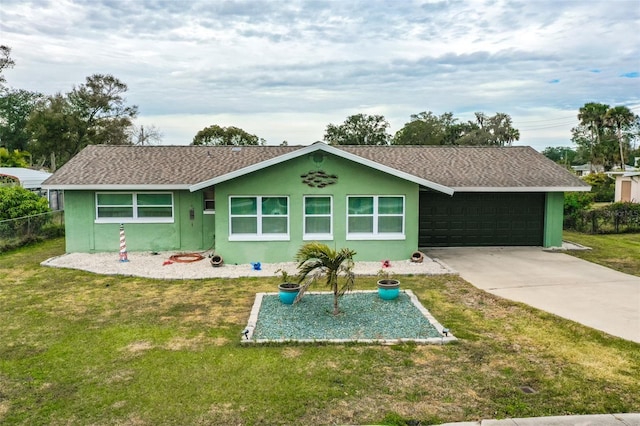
{"left": 292, "top": 242, "right": 356, "bottom": 314}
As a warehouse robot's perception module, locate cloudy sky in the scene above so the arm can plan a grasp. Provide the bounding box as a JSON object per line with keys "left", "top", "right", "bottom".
{"left": 2, "top": 0, "right": 639, "bottom": 151}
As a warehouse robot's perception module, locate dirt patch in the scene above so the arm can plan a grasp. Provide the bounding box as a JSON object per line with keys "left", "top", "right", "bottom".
{"left": 111, "top": 400, "right": 127, "bottom": 409}
{"left": 163, "top": 334, "right": 227, "bottom": 351}
{"left": 123, "top": 341, "right": 154, "bottom": 353}
{"left": 114, "top": 414, "right": 149, "bottom": 426}
{"left": 0, "top": 401, "right": 9, "bottom": 419}
{"left": 197, "top": 403, "right": 245, "bottom": 425}
{"left": 106, "top": 370, "right": 135, "bottom": 384}
{"left": 281, "top": 347, "right": 303, "bottom": 358}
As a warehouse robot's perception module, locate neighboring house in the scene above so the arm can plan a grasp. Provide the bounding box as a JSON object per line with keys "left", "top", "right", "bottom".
{"left": 571, "top": 163, "right": 604, "bottom": 177}
{"left": 42, "top": 143, "right": 589, "bottom": 263}
{"left": 0, "top": 167, "right": 63, "bottom": 210}
{"left": 614, "top": 172, "right": 640, "bottom": 203}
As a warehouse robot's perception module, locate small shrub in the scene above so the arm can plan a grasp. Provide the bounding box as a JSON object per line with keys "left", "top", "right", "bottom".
{"left": 0, "top": 186, "right": 50, "bottom": 220}
{"left": 380, "top": 412, "right": 410, "bottom": 426}
{"left": 563, "top": 192, "right": 594, "bottom": 230}
{"left": 583, "top": 173, "right": 615, "bottom": 202}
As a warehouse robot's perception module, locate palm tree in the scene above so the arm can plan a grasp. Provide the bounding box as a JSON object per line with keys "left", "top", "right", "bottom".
{"left": 577, "top": 102, "right": 609, "bottom": 171}
{"left": 294, "top": 242, "right": 356, "bottom": 315}
{"left": 605, "top": 106, "right": 637, "bottom": 171}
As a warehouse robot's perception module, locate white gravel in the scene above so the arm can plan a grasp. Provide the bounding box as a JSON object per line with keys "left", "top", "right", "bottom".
{"left": 41, "top": 250, "right": 456, "bottom": 279}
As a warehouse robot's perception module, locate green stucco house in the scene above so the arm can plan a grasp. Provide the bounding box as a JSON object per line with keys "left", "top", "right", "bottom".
{"left": 42, "top": 142, "right": 589, "bottom": 263}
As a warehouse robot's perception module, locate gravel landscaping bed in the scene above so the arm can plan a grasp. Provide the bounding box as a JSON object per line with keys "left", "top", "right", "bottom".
{"left": 245, "top": 290, "right": 456, "bottom": 344}
{"left": 41, "top": 251, "right": 455, "bottom": 279}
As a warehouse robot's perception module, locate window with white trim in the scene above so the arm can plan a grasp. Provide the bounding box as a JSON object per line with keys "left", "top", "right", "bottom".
{"left": 303, "top": 195, "right": 332, "bottom": 240}
{"left": 229, "top": 196, "right": 289, "bottom": 240}
{"left": 347, "top": 195, "right": 405, "bottom": 240}
{"left": 95, "top": 192, "right": 174, "bottom": 223}
{"left": 203, "top": 189, "right": 215, "bottom": 213}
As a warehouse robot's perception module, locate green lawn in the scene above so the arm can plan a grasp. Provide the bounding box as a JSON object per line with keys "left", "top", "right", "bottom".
{"left": 564, "top": 231, "right": 640, "bottom": 276}
{"left": 1, "top": 238, "right": 639, "bottom": 425}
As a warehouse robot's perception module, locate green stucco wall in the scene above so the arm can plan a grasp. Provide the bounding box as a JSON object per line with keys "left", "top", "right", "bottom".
{"left": 214, "top": 152, "right": 419, "bottom": 264}
{"left": 543, "top": 192, "right": 564, "bottom": 248}
{"left": 63, "top": 190, "right": 215, "bottom": 253}
{"left": 62, "top": 152, "right": 418, "bottom": 262}
{"left": 64, "top": 191, "right": 94, "bottom": 253}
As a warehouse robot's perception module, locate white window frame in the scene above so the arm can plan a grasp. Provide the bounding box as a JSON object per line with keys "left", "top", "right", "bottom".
{"left": 346, "top": 195, "right": 405, "bottom": 240}
{"left": 203, "top": 188, "right": 215, "bottom": 215}
{"left": 95, "top": 192, "right": 174, "bottom": 224}
{"left": 229, "top": 195, "right": 290, "bottom": 241}
{"left": 303, "top": 195, "right": 333, "bottom": 241}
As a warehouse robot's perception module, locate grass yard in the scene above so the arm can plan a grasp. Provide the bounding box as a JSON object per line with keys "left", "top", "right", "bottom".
{"left": 1, "top": 238, "right": 639, "bottom": 425}
{"left": 564, "top": 231, "right": 640, "bottom": 277}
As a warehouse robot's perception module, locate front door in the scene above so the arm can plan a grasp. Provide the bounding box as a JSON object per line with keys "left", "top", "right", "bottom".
{"left": 621, "top": 181, "right": 631, "bottom": 202}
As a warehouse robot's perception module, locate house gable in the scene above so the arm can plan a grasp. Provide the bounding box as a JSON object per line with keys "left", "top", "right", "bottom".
{"left": 212, "top": 151, "right": 420, "bottom": 263}
{"left": 189, "top": 142, "right": 454, "bottom": 195}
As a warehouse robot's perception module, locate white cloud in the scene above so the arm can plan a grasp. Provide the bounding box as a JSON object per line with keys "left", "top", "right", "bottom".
{"left": 1, "top": 0, "right": 639, "bottom": 149}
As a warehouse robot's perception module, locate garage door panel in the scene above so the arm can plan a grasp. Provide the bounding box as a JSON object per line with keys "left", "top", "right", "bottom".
{"left": 496, "top": 222, "right": 510, "bottom": 230}
{"left": 450, "top": 221, "right": 464, "bottom": 231}
{"left": 419, "top": 192, "right": 544, "bottom": 247}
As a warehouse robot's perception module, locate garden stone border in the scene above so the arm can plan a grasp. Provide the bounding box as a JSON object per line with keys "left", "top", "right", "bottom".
{"left": 241, "top": 290, "right": 457, "bottom": 345}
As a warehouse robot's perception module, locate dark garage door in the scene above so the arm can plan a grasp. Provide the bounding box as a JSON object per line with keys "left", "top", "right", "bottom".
{"left": 419, "top": 192, "right": 545, "bottom": 247}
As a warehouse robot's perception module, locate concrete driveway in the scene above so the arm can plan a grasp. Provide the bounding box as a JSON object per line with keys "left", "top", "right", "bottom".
{"left": 426, "top": 247, "right": 640, "bottom": 343}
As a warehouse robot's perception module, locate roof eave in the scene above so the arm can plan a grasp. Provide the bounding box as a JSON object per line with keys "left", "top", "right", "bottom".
{"left": 452, "top": 186, "right": 592, "bottom": 192}
{"left": 41, "top": 184, "right": 192, "bottom": 191}
{"left": 189, "top": 143, "right": 455, "bottom": 195}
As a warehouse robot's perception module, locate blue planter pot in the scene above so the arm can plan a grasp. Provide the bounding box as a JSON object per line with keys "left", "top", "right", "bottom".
{"left": 377, "top": 279, "right": 400, "bottom": 300}
{"left": 278, "top": 283, "right": 300, "bottom": 304}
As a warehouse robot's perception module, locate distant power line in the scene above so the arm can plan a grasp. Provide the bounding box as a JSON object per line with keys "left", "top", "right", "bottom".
{"left": 516, "top": 115, "right": 577, "bottom": 123}
{"left": 517, "top": 121, "right": 578, "bottom": 130}
{"left": 515, "top": 104, "right": 640, "bottom": 130}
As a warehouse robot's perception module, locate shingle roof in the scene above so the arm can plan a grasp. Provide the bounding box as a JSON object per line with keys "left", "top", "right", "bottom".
{"left": 42, "top": 144, "right": 588, "bottom": 191}
{"left": 43, "top": 145, "right": 299, "bottom": 187}
{"left": 339, "top": 145, "right": 588, "bottom": 189}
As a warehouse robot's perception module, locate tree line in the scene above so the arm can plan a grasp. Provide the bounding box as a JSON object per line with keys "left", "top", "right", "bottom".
{"left": 542, "top": 104, "right": 640, "bottom": 171}
{"left": 3, "top": 44, "right": 637, "bottom": 172}
{"left": 572, "top": 103, "right": 639, "bottom": 171}
{"left": 0, "top": 46, "right": 161, "bottom": 170}
{"left": 322, "top": 111, "right": 520, "bottom": 147}
{"left": 191, "top": 111, "right": 522, "bottom": 147}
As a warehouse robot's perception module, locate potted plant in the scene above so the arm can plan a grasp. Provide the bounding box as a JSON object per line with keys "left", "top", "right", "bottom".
{"left": 377, "top": 269, "right": 400, "bottom": 300}
{"left": 294, "top": 242, "right": 356, "bottom": 315}
{"left": 276, "top": 269, "right": 300, "bottom": 305}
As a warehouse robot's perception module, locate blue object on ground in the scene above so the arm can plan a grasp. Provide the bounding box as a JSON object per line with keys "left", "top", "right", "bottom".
{"left": 378, "top": 287, "right": 400, "bottom": 300}
{"left": 251, "top": 262, "right": 261, "bottom": 271}
{"left": 278, "top": 288, "right": 299, "bottom": 305}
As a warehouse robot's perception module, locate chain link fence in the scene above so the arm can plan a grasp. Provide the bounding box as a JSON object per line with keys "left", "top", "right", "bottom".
{"left": 0, "top": 210, "right": 65, "bottom": 252}
{"left": 565, "top": 202, "right": 640, "bottom": 234}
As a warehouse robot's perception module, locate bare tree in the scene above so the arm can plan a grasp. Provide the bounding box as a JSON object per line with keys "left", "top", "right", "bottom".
{"left": 128, "top": 124, "right": 163, "bottom": 145}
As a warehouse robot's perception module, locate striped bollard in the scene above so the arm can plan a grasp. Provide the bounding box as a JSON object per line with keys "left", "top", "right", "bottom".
{"left": 119, "top": 224, "right": 129, "bottom": 262}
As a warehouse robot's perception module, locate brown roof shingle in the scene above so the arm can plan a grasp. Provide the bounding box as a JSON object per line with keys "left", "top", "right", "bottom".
{"left": 43, "top": 144, "right": 588, "bottom": 190}
{"left": 43, "top": 145, "right": 298, "bottom": 186}
{"left": 339, "top": 145, "right": 588, "bottom": 189}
